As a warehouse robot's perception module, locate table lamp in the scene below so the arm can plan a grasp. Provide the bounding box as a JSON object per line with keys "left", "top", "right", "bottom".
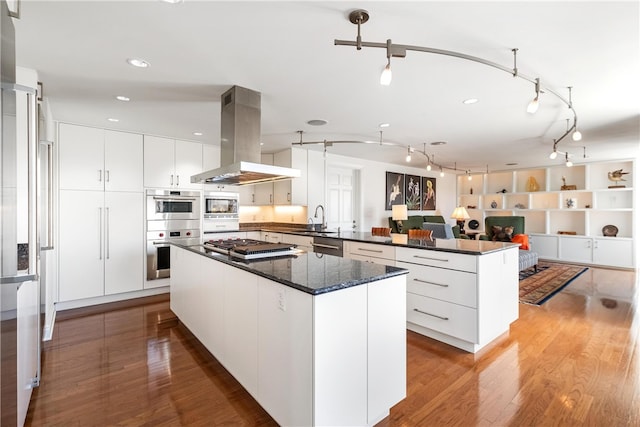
{"left": 392, "top": 204, "right": 408, "bottom": 233}
{"left": 451, "top": 206, "right": 470, "bottom": 233}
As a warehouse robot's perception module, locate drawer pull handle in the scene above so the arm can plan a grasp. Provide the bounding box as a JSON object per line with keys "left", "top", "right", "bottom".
{"left": 413, "top": 278, "right": 448, "bottom": 287}
{"left": 413, "top": 308, "right": 449, "bottom": 321}
{"left": 358, "top": 248, "right": 383, "bottom": 253}
{"left": 312, "top": 243, "right": 341, "bottom": 250}
{"left": 413, "top": 255, "right": 449, "bottom": 262}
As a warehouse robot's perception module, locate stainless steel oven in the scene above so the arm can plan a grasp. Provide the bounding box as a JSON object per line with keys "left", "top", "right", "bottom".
{"left": 146, "top": 189, "right": 200, "bottom": 221}
{"left": 146, "top": 220, "right": 200, "bottom": 280}
{"left": 203, "top": 191, "right": 240, "bottom": 231}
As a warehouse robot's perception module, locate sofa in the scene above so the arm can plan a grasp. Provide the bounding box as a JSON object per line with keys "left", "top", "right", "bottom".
{"left": 388, "top": 215, "right": 469, "bottom": 239}
{"left": 479, "top": 216, "right": 538, "bottom": 271}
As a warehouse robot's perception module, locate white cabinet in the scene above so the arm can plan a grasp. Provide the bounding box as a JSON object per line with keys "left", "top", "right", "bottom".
{"left": 261, "top": 231, "right": 283, "bottom": 243}
{"left": 258, "top": 278, "right": 313, "bottom": 426}
{"left": 59, "top": 190, "right": 143, "bottom": 301}
{"left": 557, "top": 235, "right": 634, "bottom": 268}
{"left": 306, "top": 149, "right": 325, "bottom": 212}
{"left": 530, "top": 233, "right": 559, "bottom": 259}
{"left": 273, "top": 147, "right": 307, "bottom": 205}
{"left": 59, "top": 124, "right": 143, "bottom": 192}
{"left": 202, "top": 142, "right": 221, "bottom": 172}
{"left": 344, "top": 241, "right": 396, "bottom": 266}
{"left": 397, "top": 245, "right": 519, "bottom": 353}
{"left": 143, "top": 135, "right": 202, "bottom": 189}
{"left": 254, "top": 153, "right": 274, "bottom": 205}
{"left": 559, "top": 236, "right": 593, "bottom": 264}
{"left": 280, "top": 233, "right": 313, "bottom": 250}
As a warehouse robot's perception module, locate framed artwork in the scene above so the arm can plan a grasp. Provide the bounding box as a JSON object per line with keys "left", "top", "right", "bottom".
{"left": 405, "top": 174, "right": 421, "bottom": 210}
{"left": 422, "top": 177, "right": 437, "bottom": 210}
{"left": 386, "top": 172, "right": 404, "bottom": 210}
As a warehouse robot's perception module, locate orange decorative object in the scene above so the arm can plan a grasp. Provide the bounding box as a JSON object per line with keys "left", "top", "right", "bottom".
{"left": 408, "top": 229, "right": 433, "bottom": 239}
{"left": 511, "top": 233, "right": 530, "bottom": 250}
{"left": 371, "top": 227, "right": 391, "bottom": 236}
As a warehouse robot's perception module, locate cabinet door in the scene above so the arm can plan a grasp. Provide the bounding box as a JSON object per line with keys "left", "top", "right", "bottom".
{"left": 59, "top": 124, "right": 104, "bottom": 191}
{"left": 530, "top": 234, "right": 559, "bottom": 260}
{"left": 104, "top": 192, "right": 143, "bottom": 295}
{"left": 254, "top": 154, "right": 274, "bottom": 204}
{"left": 224, "top": 268, "right": 259, "bottom": 396}
{"left": 559, "top": 236, "right": 592, "bottom": 264}
{"left": 257, "top": 278, "right": 313, "bottom": 426}
{"left": 59, "top": 190, "right": 105, "bottom": 301}
{"left": 144, "top": 135, "right": 175, "bottom": 188}
{"left": 307, "top": 150, "right": 325, "bottom": 212}
{"left": 273, "top": 148, "right": 308, "bottom": 206}
{"left": 593, "top": 238, "right": 634, "bottom": 268}
{"left": 174, "top": 140, "right": 203, "bottom": 189}
{"left": 104, "top": 130, "right": 143, "bottom": 192}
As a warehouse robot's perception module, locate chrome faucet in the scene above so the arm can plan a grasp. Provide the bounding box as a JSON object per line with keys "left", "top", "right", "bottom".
{"left": 313, "top": 204, "right": 326, "bottom": 230}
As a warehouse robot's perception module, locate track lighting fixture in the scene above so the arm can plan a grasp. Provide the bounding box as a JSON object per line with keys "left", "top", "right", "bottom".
{"left": 549, "top": 139, "right": 558, "bottom": 159}
{"left": 439, "top": 167, "right": 444, "bottom": 177}
{"left": 467, "top": 170, "right": 472, "bottom": 181}
{"left": 527, "top": 78, "right": 540, "bottom": 114}
{"left": 567, "top": 87, "right": 583, "bottom": 141}
{"left": 405, "top": 145, "right": 412, "bottom": 162}
{"left": 565, "top": 152, "right": 573, "bottom": 167}
{"left": 426, "top": 163, "right": 431, "bottom": 171}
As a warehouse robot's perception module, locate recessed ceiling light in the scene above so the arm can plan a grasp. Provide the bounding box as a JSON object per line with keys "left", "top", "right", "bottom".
{"left": 116, "top": 95, "right": 130, "bottom": 102}
{"left": 463, "top": 98, "right": 479, "bottom": 105}
{"left": 193, "top": 132, "right": 203, "bottom": 136}
{"left": 379, "top": 123, "right": 390, "bottom": 128}
{"left": 107, "top": 118, "right": 119, "bottom": 122}
{"left": 260, "top": 142, "right": 264, "bottom": 146}
{"left": 430, "top": 141, "right": 447, "bottom": 146}
{"left": 306, "top": 119, "right": 328, "bottom": 126}
{"left": 126, "top": 58, "right": 150, "bottom": 68}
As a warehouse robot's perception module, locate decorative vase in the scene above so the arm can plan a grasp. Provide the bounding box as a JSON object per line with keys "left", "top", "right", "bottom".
{"left": 566, "top": 198, "right": 577, "bottom": 208}
{"left": 490, "top": 200, "right": 498, "bottom": 209}
{"left": 526, "top": 176, "right": 540, "bottom": 192}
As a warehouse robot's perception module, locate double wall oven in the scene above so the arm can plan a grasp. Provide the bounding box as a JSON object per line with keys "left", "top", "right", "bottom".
{"left": 146, "top": 190, "right": 201, "bottom": 280}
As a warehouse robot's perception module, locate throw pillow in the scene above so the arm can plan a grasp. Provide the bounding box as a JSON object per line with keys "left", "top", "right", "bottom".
{"left": 511, "top": 234, "right": 530, "bottom": 250}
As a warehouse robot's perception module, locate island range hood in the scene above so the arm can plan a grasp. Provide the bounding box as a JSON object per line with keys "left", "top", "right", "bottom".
{"left": 191, "top": 86, "right": 300, "bottom": 185}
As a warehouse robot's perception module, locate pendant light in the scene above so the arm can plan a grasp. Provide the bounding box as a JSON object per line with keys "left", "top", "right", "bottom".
{"left": 380, "top": 58, "right": 392, "bottom": 86}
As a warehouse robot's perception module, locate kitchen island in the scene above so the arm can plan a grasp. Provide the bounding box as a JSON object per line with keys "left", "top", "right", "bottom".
{"left": 170, "top": 244, "right": 408, "bottom": 427}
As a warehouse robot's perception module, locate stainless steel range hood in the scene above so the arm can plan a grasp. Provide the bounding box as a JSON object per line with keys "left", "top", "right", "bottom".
{"left": 191, "top": 86, "right": 300, "bottom": 185}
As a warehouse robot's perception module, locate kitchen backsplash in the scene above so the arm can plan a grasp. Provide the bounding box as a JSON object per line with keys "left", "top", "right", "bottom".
{"left": 239, "top": 205, "right": 308, "bottom": 224}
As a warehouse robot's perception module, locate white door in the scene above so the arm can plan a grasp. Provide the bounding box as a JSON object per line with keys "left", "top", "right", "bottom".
{"left": 326, "top": 166, "right": 357, "bottom": 231}
{"left": 143, "top": 135, "right": 175, "bottom": 188}
{"left": 59, "top": 190, "right": 105, "bottom": 301}
{"left": 559, "top": 236, "right": 592, "bottom": 264}
{"left": 104, "top": 192, "right": 144, "bottom": 295}
{"left": 59, "top": 124, "right": 104, "bottom": 191}
{"left": 104, "top": 130, "right": 143, "bottom": 192}
{"left": 174, "top": 139, "right": 203, "bottom": 189}
{"left": 593, "top": 238, "right": 633, "bottom": 268}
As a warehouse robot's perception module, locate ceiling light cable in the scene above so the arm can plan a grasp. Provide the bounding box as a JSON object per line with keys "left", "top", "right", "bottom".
{"left": 526, "top": 78, "right": 540, "bottom": 114}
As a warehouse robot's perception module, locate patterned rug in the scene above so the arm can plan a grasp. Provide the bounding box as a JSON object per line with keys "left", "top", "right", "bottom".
{"left": 519, "top": 262, "right": 589, "bottom": 305}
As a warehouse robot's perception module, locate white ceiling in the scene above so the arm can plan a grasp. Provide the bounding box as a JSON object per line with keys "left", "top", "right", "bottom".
{"left": 14, "top": 1, "right": 640, "bottom": 173}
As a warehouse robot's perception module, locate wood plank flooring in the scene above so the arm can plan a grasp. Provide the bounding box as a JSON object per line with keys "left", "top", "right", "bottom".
{"left": 26, "top": 266, "right": 638, "bottom": 426}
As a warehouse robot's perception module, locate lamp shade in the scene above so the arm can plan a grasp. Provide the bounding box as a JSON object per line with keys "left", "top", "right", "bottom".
{"left": 450, "top": 206, "right": 470, "bottom": 220}
{"left": 392, "top": 204, "right": 408, "bottom": 221}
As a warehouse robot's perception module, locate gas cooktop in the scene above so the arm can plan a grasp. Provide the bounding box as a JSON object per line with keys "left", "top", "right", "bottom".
{"left": 203, "top": 238, "right": 298, "bottom": 259}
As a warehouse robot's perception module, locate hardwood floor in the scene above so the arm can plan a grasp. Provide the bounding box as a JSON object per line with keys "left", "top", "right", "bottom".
{"left": 26, "top": 266, "right": 638, "bottom": 426}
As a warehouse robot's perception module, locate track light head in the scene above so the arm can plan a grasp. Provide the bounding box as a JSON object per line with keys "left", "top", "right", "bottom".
{"left": 565, "top": 152, "right": 573, "bottom": 167}
{"left": 572, "top": 130, "right": 582, "bottom": 141}
{"left": 405, "top": 146, "right": 412, "bottom": 162}
{"left": 549, "top": 151, "right": 558, "bottom": 160}
{"left": 380, "top": 58, "right": 392, "bottom": 86}
{"left": 527, "top": 78, "right": 541, "bottom": 114}
{"left": 426, "top": 164, "right": 431, "bottom": 171}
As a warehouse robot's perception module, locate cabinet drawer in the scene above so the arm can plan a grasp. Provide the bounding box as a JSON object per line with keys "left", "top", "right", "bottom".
{"left": 396, "top": 247, "right": 477, "bottom": 272}
{"left": 347, "top": 242, "right": 395, "bottom": 261}
{"left": 407, "top": 293, "right": 477, "bottom": 343}
{"left": 398, "top": 261, "right": 476, "bottom": 308}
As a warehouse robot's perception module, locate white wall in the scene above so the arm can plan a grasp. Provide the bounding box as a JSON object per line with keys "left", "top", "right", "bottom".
{"left": 324, "top": 152, "right": 457, "bottom": 231}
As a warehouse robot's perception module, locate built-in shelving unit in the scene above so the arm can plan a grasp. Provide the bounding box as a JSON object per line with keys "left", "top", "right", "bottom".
{"left": 457, "top": 159, "right": 636, "bottom": 268}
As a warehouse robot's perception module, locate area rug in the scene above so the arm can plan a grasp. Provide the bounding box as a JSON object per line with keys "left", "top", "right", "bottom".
{"left": 519, "top": 262, "right": 589, "bottom": 305}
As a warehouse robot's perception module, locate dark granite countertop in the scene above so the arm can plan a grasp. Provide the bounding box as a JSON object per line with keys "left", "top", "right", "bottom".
{"left": 175, "top": 244, "right": 408, "bottom": 296}
{"left": 203, "top": 226, "right": 519, "bottom": 255}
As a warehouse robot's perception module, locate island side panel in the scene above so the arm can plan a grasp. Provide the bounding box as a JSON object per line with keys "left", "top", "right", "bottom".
{"left": 367, "top": 275, "right": 407, "bottom": 425}
{"left": 257, "top": 278, "right": 313, "bottom": 427}
{"left": 313, "top": 285, "right": 368, "bottom": 427}
{"left": 476, "top": 246, "right": 519, "bottom": 346}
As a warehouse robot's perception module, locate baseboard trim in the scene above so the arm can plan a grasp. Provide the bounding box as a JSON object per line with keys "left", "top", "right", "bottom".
{"left": 55, "top": 288, "right": 169, "bottom": 320}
